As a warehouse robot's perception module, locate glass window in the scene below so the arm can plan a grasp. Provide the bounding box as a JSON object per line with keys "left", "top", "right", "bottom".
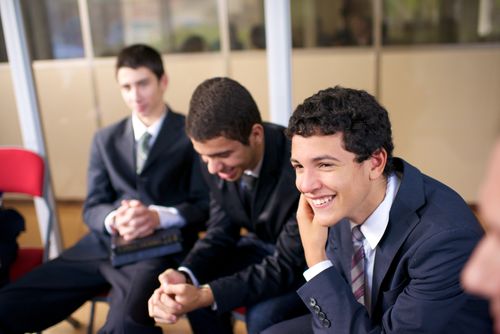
{"left": 0, "top": 13, "right": 8, "bottom": 62}
{"left": 21, "top": 0, "right": 84, "bottom": 60}
{"left": 384, "top": 0, "right": 500, "bottom": 45}
{"left": 228, "top": 0, "right": 265, "bottom": 50}
{"left": 291, "top": 0, "right": 373, "bottom": 48}
{"left": 88, "top": 0, "right": 220, "bottom": 57}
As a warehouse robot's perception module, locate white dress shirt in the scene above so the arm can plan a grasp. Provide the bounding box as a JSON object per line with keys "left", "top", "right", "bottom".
{"left": 104, "top": 109, "right": 186, "bottom": 233}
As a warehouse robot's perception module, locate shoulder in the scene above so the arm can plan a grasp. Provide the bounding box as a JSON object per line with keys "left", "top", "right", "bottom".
{"left": 93, "top": 117, "right": 130, "bottom": 143}
{"left": 395, "top": 158, "right": 483, "bottom": 240}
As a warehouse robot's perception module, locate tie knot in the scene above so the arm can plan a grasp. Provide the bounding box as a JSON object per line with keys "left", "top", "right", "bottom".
{"left": 240, "top": 173, "right": 257, "bottom": 192}
{"left": 352, "top": 225, "right": 364, "bottom": 242}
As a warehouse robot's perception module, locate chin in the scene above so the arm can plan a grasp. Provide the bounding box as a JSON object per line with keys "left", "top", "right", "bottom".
{"left": 313, "top": 212, "right": 340, "bottom": 227}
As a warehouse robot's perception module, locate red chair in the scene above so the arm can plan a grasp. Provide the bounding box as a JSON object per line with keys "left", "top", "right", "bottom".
{"left": 0, "top": 147, "right": 80, "bottom": 330}
{"left": 0, "top": 147, "right": 49, "bottom": 276}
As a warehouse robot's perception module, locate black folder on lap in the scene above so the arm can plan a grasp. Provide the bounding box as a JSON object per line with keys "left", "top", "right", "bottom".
{"left": 110, "top": 228, "right": 183, "bottom": 267}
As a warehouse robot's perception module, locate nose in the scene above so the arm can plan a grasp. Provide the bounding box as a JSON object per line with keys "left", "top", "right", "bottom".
{"left": 130, "top": 86, "right": 141, "bottom": 102}
{"left": 206, "top": 158, "right": 222, "bottom": 175}
{"left": 296, "top": 169, "right": 321, "bottom": 194}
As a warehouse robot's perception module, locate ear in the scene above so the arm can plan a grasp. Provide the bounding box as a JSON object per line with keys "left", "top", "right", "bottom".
{"left": 368, "top": 148, "right": 387, "bottom": 180}
{"left": 249, "top": 123, "right": 264, "bottom": 145}
{"left": 160, "top": 74, "right": 168, "bottom": 90}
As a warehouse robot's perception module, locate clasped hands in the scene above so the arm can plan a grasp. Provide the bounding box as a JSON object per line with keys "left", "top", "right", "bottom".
{"left": 112, "top": 199, "right": 160, "bottom": 240}
{"left": 148, "top": 269, "right": 214, "bottom": 324}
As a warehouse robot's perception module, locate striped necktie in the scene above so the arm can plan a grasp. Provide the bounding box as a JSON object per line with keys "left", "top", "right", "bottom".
{"left": 136, "top": 132, "right": 152, "bottom": 174}
{"left": 351, "top": 225, "right": 366, "bottom": 306}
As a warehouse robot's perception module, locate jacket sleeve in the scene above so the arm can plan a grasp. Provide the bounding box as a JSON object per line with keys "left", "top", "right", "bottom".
{"left": 82, "top": 133, "right": 117, "bottom": 233}
{"left": 208, "top": 215, "right": 306, "bottom": 313}
{"left": 180, "top": 195, "right": 241, "bottom": 282}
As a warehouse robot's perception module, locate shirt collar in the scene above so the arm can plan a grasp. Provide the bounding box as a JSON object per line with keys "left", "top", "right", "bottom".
{"left": 131, "top": 107, "right": 167, "bottom": 142}
{"left": 243, "top": 156, "right": 263, "bottom": 179}
{"left": 351, "top": 173, "right": 401, "bottom": 251}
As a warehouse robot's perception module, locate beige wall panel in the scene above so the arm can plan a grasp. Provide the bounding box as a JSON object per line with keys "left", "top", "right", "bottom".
{"left": 33, "top": 60, "right": 98, "bottom": 199}
{"left": 230, "top": 51, "right": 270, "bottom": 121}
{"left": 381, "top": 48, "right": 500, "bottom": 202}
{"left": 292, "top": 50, "right": 376, "bottom": 109}
{"left": 93, "top": 58, "right": 125, "bottom": 127}
{"left": 0, "top": 65, "right": 23, "bottom": 146}
{"left": 165, "top": 54, "right": 226, "bottom": 115}
{"left": 95, "top": 54, "right": 226, "bottom": 127}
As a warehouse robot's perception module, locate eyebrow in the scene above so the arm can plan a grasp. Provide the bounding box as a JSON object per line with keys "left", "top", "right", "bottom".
{"left": 290, "top": 155, "right": 341, "bottom": 164}
{"left": 205, "top": 150, "right": 232, "bottom": 158}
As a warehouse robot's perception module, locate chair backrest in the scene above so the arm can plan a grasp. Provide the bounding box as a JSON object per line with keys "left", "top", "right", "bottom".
{"left": 0, "top": 147, "right": 44, "bottom": 197}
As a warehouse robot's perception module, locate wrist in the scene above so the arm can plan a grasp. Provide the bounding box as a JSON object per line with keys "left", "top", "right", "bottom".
{"left": 179, "top": 270, "right": 193, "bottom": 285}
{"left": 199, "top": 284, "right": 215, "bottom": 308}
{"left": 305, "top": 250, "right": 327, "bottom": 268}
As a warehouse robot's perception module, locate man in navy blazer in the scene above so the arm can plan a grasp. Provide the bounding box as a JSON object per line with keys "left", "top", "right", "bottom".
{"left": 0, "top": 44, "right": 208, "bottom": 333}
{"left": 263, "top": 86, "right": 492, "bottom": 333}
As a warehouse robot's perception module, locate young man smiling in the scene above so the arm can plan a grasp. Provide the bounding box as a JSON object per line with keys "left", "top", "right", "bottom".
{"left": 148, "top": 77, "right": 308, "bottom": 334}
{"left": 262, "top": 86, "right": 492, "bottom": 333}
{"left": 0, "top": 44, "right": 208, "bottom": 333}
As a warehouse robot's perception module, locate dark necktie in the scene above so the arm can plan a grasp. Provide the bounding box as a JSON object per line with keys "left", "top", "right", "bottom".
{"left": 136, "top": 132, "right": 152, "bottom": 174}
{"left": 240, "top": 173, "right": 257, "bottom": 214}
{"left": 351, "top": 225, "right": 366, "bottom": 306}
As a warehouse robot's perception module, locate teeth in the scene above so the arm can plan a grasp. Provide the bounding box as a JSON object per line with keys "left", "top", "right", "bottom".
{"left": 311, "top": 196, "right": 333, "bottom": 206}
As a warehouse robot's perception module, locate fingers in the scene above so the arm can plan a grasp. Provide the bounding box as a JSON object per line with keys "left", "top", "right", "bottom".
{"left": 148, "top": 288, "right": 181, "bottom": 324}
{"left": 113, "top": 200, "right": 158, "bottom": 240}
{"left": 297, "top": 194, "right": 314, "bottom": 225}
{"left": 159, "top": 269, "right": 187, "bottom": 285}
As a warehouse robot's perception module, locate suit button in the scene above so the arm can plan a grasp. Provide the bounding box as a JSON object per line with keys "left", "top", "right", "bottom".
{"left": 313, "top": 305, "right": 321, "bottom": 314}
{"left": 318, "top": 311, "right": 326, "bottom": 321}
{"left": 309, "top": 298, "right": 317, "bottom": 307}
{"left": 321, "top": 318, "right": 331, "bottom": 328}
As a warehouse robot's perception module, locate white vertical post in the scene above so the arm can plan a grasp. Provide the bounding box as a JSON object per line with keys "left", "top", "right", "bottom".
{"left": 217, "top": 0, "right": 231, "bottom": 76}
{"left": 264, "top": 0, "right": 292, "bottom": 126}
{"left": 0, "top": 0, "right": 63, "bottom": 258}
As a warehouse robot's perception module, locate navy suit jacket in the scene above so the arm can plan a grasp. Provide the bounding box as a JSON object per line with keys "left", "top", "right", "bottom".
{"left": 181, "top": 123, "right": 306, "bottom": 313}
{"left": 297, "top": 158, "right": 492, "bottom": 333}
{"left": 62, "top": 109, "right": 209, "bottom": 260}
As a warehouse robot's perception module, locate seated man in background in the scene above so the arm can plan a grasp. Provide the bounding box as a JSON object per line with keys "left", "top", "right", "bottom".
{"left": 462, "top": 138, "right": 500, "bottom": 333}
{"left": 148, "top": 77, "right": 308, "bottom": 334}
{"left": 263, "top": 86, "right": 492, "bottom": 333}
{"left": 0, "top": 44, "right": 209, "bottom": 333}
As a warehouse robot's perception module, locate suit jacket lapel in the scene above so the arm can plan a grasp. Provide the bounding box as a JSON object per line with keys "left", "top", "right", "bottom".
{"left": 115, "top": 117, "right": 135, "bottom": 177}
{"left": 141, "top": 108, "right": 180, "bottom": 173}
{"left": 330, "top": 219, "right": 353, "bottom": 280}
{"left": 370, "top": 159, "right": 425, "bottom": 315}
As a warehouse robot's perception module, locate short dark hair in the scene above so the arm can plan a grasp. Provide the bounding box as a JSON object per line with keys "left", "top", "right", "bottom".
{"left": 287, "top": 86, "right": 394, "bottom": 176}
{"left": 186, "top": 77, "right": 262, "bottom": 145}
{"left": 116, "top": 44, "right": 165, "bottom": 80}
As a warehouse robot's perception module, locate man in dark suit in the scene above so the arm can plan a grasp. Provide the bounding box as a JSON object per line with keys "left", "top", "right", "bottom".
{"left": 148, "top": 77, "right": 307, "bottom": 334}
{"left": 0, "top": 44, "right": 208, "bottom": 334}
{"left": 262, "top": 86, "right": 492, "bottom": 333}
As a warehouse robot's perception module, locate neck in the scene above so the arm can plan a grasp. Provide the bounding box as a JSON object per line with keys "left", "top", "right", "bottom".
{"left": 353, "top": 176, "right": 388, "bottom": 225}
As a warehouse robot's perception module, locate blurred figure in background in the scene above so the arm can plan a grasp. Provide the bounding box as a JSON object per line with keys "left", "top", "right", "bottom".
{"left": 463, "top": 138, "right": 500, "bottom": 333}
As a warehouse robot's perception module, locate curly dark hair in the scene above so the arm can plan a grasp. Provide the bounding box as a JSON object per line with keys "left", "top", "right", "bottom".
{"left": 116, "top": 44, "right": 165, "bottom": 80}
{"left": 286, "top": 86, "right": 394, "bottom": 176}
{"left": 186, "top": 77, "right": 262, "bottom": 145}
